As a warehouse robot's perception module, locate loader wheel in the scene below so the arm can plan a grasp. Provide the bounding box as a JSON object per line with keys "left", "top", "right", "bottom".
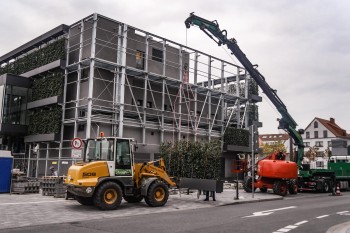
{"left": 93, "top": 182, "right": 122, "bottom": 210}
{"left": 145, "top": 181, "right": 169, "bottom": 207}
{"left": 75, "top": 195, "right": 93, "bottom": 205}
{"left": 288, "top": 179, "right": 298, "bottom": 194}
{"left": 273, "top": 180, "right": 288, "bottom": 196}
{"left": 124, "top": 194, "right": 143, "bottom": 203}
{"left": 243, "top": 176, "right": 256, "bottom": 193}
{"left": 259, "top": 187, "right": 268, "bottom": 193}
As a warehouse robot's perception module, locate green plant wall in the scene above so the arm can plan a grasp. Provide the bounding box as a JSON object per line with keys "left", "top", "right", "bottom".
{"left": 249, "top": 80, "right": 258, "bottom": 96}
{"left": 31, "top": 70, "right": 64, "bottom": 101}
{"left": 28, "top": 105, "right": 62, "bottom": 135}
{"left": 223, "top": 128, "right": 249, "bottom": 147}
{"left": 0, "top": 38, "right": 65, "bottom": 75}
{"left": 248, "top": 104, "right": 259, "bottom": 125}
{"left": 161, "top": 140, "right": 221, "bottom": 179}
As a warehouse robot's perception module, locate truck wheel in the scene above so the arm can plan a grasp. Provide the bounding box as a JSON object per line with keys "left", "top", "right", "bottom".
{"left": 124, "top": 194, "right": 143, "bottom": 203}
{"left": 243, "top": 176, "right": 256, "bottom": 193}
{"left": 93, "top": 182, "right": 123, "bottom": 210}
{"left": 75, "top": 195, "right": 93, "bottom": 205}
{"left": 273, "top": 180, "right": 288, "bottom": 196}
{"left": 259, "top": 187, "right": 268, "bottom": 193}
{"left": 288, "top": 179, "right": 298, "bottom": 194}
{"left": 145, "top": 181, "right": 169, "bottom": 207}
{"left": 322, "top": 181, "right": 330, "bottom": 193}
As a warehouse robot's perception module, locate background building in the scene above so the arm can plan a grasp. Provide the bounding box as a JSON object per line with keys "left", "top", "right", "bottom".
{"left": 303, "top": 117, "right": 350, "bottom": 156}
{"left": 0, "top": 13, "right": 261, "bottom": 178}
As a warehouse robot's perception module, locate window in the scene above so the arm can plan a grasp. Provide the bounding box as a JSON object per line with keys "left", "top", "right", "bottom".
{"left": 152, "top": 48, "right": 163, "bottom": 62}
{"left": 314, "top": 131, "right": 318, "bottom": 138}
{"left": 304, "top": 142, "right": 310, "bottom": 147}
{"left": 164, "top": 104, "right": 167, "bottom": 111}
{"left": 315, "top": 141, "right": 323, "bottom": 147}
{"left": 314, "top": 121, "right": 318, "bottom": 128}
{"left": 137, "top": 99, "right": 143, "bottom": 106}
{"left": 323, "top": 130, "right": 328, "bottom": 138}
{"left": 316, "top": 161, "right": 324, "bottom": 167}
{"left": 147, "top": 101, "right": 152, "bottom": 108}
{"left": 135, "top": 50, "right": 145, "bottom": 70}
{"left": 306, "top": 132, "right": 310, "bottom": 139}
{"left": 328, "top": 141, "right": 332, "bottom": 147}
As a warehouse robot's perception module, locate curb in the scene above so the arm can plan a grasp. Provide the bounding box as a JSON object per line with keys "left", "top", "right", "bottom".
{"left": 218, "top": 196, "right": 284, "bottom": 207}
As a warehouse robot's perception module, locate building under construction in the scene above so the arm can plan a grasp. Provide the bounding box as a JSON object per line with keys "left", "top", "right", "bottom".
{"left": 0, "top": 13, "right": 261, "bottom": 178}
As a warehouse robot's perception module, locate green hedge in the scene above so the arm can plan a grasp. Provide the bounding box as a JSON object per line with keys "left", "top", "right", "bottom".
{"left": 31, "top": 70, "right": 64, "bottom": 101}
{"left": 223, "top": 128, "right": 249, "bottom": 147}
{"left": 0, "top": 38, "right": 65, "bottom": 75}
{"left": 161, "top": 140, "right": 221, "bottom": 179}
{"left": 28, "top": 106, "right": 62, "bottom": 135}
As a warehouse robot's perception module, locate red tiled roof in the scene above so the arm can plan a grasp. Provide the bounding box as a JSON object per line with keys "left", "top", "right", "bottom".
{"left": 315, "top": 117, "right": 350, "bottom": 139}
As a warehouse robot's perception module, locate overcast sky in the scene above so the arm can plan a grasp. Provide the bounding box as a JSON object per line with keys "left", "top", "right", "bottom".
{"left": 1, "top": 0, "right": 349, "bottom": 134}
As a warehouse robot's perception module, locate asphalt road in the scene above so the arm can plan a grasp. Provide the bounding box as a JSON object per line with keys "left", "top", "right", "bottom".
{"left": 2, "top": 192, "right": 350, "bottom": 233}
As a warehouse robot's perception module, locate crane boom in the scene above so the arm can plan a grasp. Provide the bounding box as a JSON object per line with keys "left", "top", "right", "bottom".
{"left": 185, "top": 13, "right": 304, "bottom": 166}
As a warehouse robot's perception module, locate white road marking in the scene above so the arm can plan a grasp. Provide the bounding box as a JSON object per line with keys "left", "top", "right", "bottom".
{"left": 284, "top": 225, "right": 298, "bottom": 229}
{"left": 316, "top": 215, "right": 329, "bottom": 219}
{"left": 243, "top": 206, "right": 296, "bottom": 218}
{"left": 337, "top": 211, "right": 349, "bottom": 214}
{"left": 276, "top": 228, "right": 291, "bottom": 232}
{"left": 294, "top": 220, "right": 308, "bottom": 225}
{"left": 0, "top": 200, "right": 64, "bottom": 206}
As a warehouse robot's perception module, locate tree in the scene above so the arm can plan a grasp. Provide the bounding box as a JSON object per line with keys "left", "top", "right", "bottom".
{"left": 261, "top": 140, "right": 286, "bottom": 156}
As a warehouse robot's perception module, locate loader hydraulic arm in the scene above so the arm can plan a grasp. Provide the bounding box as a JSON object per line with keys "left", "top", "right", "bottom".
{"left": 185, "top": 13, "right": 304, "bottom": 166}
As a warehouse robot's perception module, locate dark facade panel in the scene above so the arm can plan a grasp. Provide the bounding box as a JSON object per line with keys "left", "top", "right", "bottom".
{"left": 0, "top": 25, "right": 69, "bottom": 64}
{"left": 24, "top": 133, "right": 60, "bottom": 143}
{"left": 21, "top": 59, "right": 65, "bottom": 77}
{"left": 27, "top": 96, "right": 63, "bottom": 110}
{"left": 0, "top": 74, "right": 32, "bottom": 88}
{"left": 0, "top": 124, "right": 27, "bottom": 136}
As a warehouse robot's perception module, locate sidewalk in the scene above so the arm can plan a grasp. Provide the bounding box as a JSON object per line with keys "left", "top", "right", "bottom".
{"left": 170, "top": 188, "right": 283, "bottom": 207}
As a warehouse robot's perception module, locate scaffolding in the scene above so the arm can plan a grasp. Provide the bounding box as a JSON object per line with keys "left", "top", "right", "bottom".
{"left": 1, "top": 13, "right": 260, "bottom": 177}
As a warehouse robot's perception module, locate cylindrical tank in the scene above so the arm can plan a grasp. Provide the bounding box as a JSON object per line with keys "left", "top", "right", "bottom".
{"left": 257, "top": 160, "right": 297, "bottom": 179}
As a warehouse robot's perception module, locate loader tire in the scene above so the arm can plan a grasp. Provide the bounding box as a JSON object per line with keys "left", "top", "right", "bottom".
{"left": 273, "top": 180, "right": 288, "bottom": 196}
{"left": 288, "top": 179, "right": 298, "bottom": 194}
{"left": 124, "top": 194, "right": 143, "bottom": 203}
{"left": 93, "top": 182, "right": 123, "bottom": 210}
{"left": 145, "top": 181, "right": 169, "bottom": 207}
{"left": 75, "top": 195, "right": 93, "bottom": 205}
{"left": 243, "top": 176, "right": 256, "bottom": 193}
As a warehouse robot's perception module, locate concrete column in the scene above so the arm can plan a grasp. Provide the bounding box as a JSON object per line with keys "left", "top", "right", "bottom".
{"left": 86, "top": 13, "right": 98, "bottom": 139}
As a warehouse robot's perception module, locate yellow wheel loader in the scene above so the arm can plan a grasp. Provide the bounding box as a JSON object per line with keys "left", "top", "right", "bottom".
{"left": 65, "top": 135, "right": 176, "bottom": 210}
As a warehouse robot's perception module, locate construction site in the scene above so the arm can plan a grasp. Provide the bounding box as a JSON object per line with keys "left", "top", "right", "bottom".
{"left": 0, "top": 13, "right": 261, "bottom": 181}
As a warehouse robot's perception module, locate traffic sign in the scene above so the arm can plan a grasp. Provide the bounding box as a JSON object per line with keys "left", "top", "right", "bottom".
{"left": 72, "top": 137, "right": 83, "bottom": 149}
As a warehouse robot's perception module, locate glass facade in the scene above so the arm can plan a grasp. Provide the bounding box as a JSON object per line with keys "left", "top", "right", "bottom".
{"left": 1, "top": 85, "right": 29, "bottom": 125}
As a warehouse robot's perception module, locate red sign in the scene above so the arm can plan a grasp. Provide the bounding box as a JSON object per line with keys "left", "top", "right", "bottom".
{"left": 72, "top": 138, "right": 83, "bottom": 149}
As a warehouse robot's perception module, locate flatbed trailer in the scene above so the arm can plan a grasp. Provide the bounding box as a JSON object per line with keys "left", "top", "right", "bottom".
{"left": 298, "top": 156, "right": 350, "bottom": 192}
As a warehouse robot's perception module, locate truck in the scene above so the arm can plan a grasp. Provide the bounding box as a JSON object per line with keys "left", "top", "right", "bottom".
{"left": 185, "top": 13, "right": 304, "bottom": 196}
{"left": 65, "top": 134, "right": 176, "bottom": 210}
{"left": 298, "top": 139, "right": 350, "bottom": 192}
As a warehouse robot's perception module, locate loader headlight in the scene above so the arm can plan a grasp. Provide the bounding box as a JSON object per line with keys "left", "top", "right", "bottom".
{"left": 67, "top": 175, "right": 72, "bottom": 181}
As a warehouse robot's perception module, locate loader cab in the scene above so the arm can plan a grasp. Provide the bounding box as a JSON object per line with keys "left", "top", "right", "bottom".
{"left": 84, "top": 136, "right": 134, "bottom": 177}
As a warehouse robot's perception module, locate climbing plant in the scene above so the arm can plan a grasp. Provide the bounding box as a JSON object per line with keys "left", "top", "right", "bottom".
{"left": 223, "top": 127, "right": 250, "bottom": 147}
{"left": 161, "top": 140, "right": 221, "bottom": 179}
{"left": 31, "top": 70, "right": 64, "bottom": 101}
{"left": 0, "top": 38, "right": 65, "bottom": 75}
{"left": 28, "top": 105, "right": 62, "bottom": 135}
